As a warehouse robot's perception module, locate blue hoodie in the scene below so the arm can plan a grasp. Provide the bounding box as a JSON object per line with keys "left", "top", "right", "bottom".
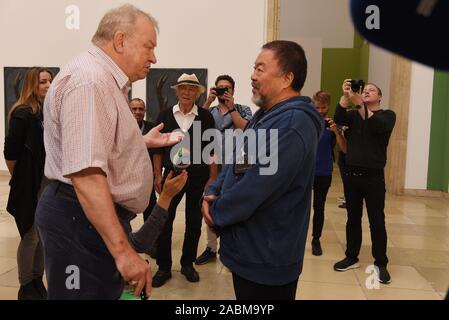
{"left": 206, "top": 96, "right": 323, "bottom": 286}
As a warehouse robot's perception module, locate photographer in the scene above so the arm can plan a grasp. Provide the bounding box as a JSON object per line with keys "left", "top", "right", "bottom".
{"left": 196, "top": 75, "right": 252, "bottom": 265}
{"left": 311, "top": 91, "right": 346, "bottom": 256}
{"left": 333, "top": 79, "right": 396, "bottom": 284}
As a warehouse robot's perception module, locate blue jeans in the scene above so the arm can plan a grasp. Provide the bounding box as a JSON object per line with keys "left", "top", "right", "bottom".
{"left": 35, "top": 182, "right": 130, "bottom": 299}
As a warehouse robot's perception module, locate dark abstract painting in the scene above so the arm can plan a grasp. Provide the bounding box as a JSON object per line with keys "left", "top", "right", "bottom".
{"left": 146, "top": 68, "right": 207, "bottom": 122}
{"left": 4, "top": 67, "right": 60, "bottom": 135}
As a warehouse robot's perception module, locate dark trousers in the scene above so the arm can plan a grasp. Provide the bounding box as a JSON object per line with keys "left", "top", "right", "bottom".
{"left": 143, "top": 189, "right": 157, "bottom": 221}
{"left": 312, "top": 175, "right": 332, "bottom": 240}
{"left": 156, "top": 174, "right": 208, "bottom": 270}
{"left": 338, "top": 153, "right": 348, "bottom": 196}
{"left": 232, "top": 273, "right": 298, "bottom": 300}
{"left": 344, "top": 170, "right": 389, "bottom": 267}
{"left": 35, "top": 182, "right": 130, "bottom": 299}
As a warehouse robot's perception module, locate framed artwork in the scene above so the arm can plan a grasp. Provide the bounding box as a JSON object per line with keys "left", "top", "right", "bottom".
{"left": 146, "top": 68, "right": 207, "bottom": 122}
{"left": 4, "top": 67, "right": 60, "bottom": 134}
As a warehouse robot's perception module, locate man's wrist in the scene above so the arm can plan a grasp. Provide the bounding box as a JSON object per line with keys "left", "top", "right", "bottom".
{"left": 339, "top": 96, "right": 350, "bottom": 108}
{"left": 157, "top": 193, "right": 171, "bottom": 211}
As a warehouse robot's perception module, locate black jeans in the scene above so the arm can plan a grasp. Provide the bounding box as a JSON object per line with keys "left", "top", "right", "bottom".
{"left": 232, "top": 273, "right": 298, "bottom": 300}
{"left": 338, "top": 152, "right": 348, "bottom": 196}
{"left": 312, "top": 175, "right": 332, "bottom": 240}
{"left": 156, "top": 174, "right": 208, "bottom": 271}
{"left": 344, "top": 169, "right": 389, "bottom": 267}
{"left": 35, "top": 182, "right": 132, "bottom": 299}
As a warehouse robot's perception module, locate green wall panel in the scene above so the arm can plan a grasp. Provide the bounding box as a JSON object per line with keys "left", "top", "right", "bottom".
{"left": 427, "top": 71, "right": 449, "bottom": 192}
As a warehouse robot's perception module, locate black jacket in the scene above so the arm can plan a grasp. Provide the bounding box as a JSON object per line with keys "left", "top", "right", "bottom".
{"left": 334, "top": 104, "right": 396, "bottom": 169}
{"left": 4, "top": 106, "right": 45, "bottom": 238}
{"left": 153, "top": 106, "right": 215, "bottom": 178}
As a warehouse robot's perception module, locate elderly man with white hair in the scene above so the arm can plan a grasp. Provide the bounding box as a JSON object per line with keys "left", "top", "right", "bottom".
{"left": 152, "top": 73, "right": 217, "bottom": 287}
{"left": 35, "top": 4, "right": 185, "bottom": 300}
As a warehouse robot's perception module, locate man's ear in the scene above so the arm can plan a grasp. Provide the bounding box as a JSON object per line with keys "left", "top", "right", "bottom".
{"left": 112, "top": 31, "right": 126, "bottom": 53}
{"left": 283, "top": 72, "right": 294, "bottom": 90}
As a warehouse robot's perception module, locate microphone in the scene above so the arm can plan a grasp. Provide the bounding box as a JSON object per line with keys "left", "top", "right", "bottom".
{"left": 350, "top": 0, "right": 449, "bottom": 70}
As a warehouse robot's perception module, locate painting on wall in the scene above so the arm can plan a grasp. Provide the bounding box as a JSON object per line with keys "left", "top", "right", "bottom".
{"left": 4, "top": 67, "right": 60, "bottom": 135}
{"left": 145, "top": 68, "right": 208, "bottom": 122}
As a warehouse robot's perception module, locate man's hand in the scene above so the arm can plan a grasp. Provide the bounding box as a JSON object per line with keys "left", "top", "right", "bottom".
{"left": 222, "top": 92, "right": 235, "bottom": 111}
{"left": 115, "top": 248, "right": 152, "bottom": 298}
{"left": 201, "top": 195, "right": 217, "bottom": 227}
{"left": 202, "top": 87, "right": 217, "bottom": 109}
{"left": 157, "top": 171, "right": 188, "bottom": 210}
{"left": 340, "top": 79, "right": 364, "bottom": 108}
{"left": 143, "top": 123, "right": 184, "bottom": 149}
{"left": 339, "top": 79, "right": 352, "bottom": 108}
{"left": 326, "top": 118, "right": 339, "bottom": 133}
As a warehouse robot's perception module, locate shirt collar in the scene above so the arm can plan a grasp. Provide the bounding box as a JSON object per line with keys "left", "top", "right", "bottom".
{"left": 173, "top": 104, "right": 199, "bottom": 116}
{"left": 88, "top": 45, "right": 130, "bottom": 92}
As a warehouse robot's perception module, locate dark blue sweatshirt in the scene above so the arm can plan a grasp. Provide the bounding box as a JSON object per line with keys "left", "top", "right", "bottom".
{"left": 315, "top": 129, "right": 335, "bottom": 176}
{"left": 206, "top": 96, "right": 323, "bottom": 286}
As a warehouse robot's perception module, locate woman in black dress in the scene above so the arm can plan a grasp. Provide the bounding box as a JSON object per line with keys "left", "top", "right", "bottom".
{"left": 4, "top": 67, "right": 52, "bottom": 300}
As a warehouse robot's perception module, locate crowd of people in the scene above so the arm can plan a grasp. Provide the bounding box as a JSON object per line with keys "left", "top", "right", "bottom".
{"left": 3, "top": 4, "right": 397, "bottom": 300}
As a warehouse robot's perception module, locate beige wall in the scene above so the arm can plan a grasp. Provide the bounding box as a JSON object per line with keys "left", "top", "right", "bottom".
{"left": 280, "top": 0, "right": 353, "bottom": 48}
{"left": 368, "top": 45, "right": 392, "bottom": 109}
{"left": 404, "top": 63, "right": 434, "bottom": 190}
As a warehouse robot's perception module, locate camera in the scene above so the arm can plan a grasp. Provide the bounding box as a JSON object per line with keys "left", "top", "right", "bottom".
{"left": 350, "top": 79, "right": 365, "bottom": 93}
{"left": 324, "top": 118, "right": 332, "bottom": 129}
{"left": 215, "top": 87, "right": 228, "bottom": 96}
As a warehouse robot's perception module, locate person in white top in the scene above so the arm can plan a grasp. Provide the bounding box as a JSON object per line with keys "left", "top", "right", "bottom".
{"left": 151, "top": 73, "right": 218, "bottom": 287}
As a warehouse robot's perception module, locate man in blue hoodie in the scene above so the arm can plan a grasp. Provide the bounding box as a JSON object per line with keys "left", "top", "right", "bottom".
{"left": 201, "top": 40, "right": 323, "bottom": 300}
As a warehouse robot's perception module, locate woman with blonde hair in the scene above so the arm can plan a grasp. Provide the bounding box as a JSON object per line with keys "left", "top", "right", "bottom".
{"left": 4, "top": 67, "right": 52, "bottom": 299}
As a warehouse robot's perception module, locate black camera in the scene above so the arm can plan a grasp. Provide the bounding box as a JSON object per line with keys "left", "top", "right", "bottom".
{"left": 215, "top": 87, "right": 228, "bottom": 96}
{"left": 350, "top": 79, "right": 365, "bottom": 93}
{"left": 324, "top": 118, "right": 332, "bottom": 129}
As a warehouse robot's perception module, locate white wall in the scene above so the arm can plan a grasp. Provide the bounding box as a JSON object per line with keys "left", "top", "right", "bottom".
{"left": 279, "top": 0, "right": 354, "bottom": 96}
{"left": 404, "top": 62, "right": 434, "bottom": 190}
{"left": 368, "top": 45, "right": 392, "bottom": 108}
{"left": 280, "top": 0, "right": 354, "bottom": 49}
{"left": 0, "top": 0, "right": 267, "bottom": 171}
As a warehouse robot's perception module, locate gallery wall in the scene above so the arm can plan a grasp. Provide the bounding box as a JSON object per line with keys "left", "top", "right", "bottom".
{"left": 0, "top": 0, "right": 267, "bottom": 171}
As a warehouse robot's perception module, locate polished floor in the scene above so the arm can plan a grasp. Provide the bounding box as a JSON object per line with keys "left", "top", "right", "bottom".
{"left": 0, "top": 172, "right": 448, "bottom": 300}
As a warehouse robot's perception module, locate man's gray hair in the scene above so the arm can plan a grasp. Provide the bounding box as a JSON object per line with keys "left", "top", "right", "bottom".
{"left": 92, "top": 4, "right": 159, "bottom": 46}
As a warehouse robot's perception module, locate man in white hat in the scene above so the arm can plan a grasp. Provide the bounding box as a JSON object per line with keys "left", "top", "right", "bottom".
{"left": 151, "top": 73, "right": 218, "bottom": 287}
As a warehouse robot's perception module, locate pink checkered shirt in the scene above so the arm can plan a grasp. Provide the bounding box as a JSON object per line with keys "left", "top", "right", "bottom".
{"left": 43, "top": 46, "right": 153, "bottom": 213}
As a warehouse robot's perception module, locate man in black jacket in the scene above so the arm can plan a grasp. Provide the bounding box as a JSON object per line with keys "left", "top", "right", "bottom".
{"left": 129, "top": 98, "right": 157, "bottom": 223}
{"left": 333, "top": 79, "right": 396, "bottom": 284}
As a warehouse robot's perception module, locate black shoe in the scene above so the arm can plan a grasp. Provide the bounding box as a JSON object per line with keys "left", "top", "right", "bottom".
{"left": 33, "top": 277, "right": 47, "bottom": 299}
{"left": 18, "top": 281, "right": 44, "bottom": 300}
{"left": 338, "top": 202, "right": 347, "bottom": 209}
{"left": 195, "top": 247, "right": 217, "bottom": 265}
{"left": 334, "top": 257, "right": 360, "bottom": 272}
{"left": 311, "top": 239, "right": 323, "bottom": 256}
{"left": 376, "top": 266, "right": 391, "bottom": 284}
{"left": 152, "top": 269, "right": 171, "bottom": 288}
{"left": 181, "top": 266, "right": 200, "bottom": 283}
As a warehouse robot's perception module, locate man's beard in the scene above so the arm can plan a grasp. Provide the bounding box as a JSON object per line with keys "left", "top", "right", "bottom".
{"left": 218, "top": 97, "right": 226, "bottom": 104}
{"left": 252, "top": 93, "right": 268, "bottom": 109}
